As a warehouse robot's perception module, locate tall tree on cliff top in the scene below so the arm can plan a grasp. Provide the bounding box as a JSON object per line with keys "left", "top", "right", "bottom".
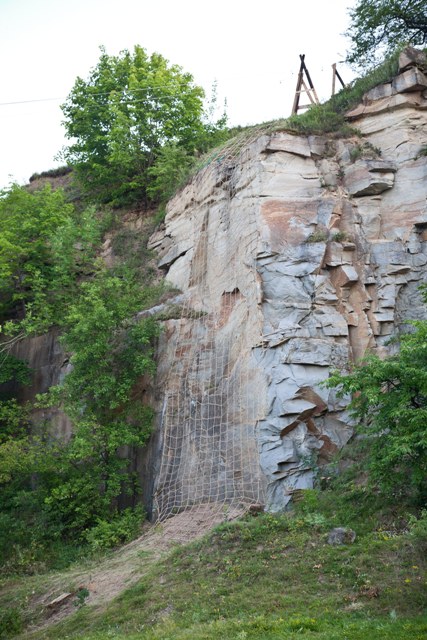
{"left": 346, "top": 0, "right": 427, "bottom": 68}
{"left": 60, "top": 45, "right": 225, "bottom": 206}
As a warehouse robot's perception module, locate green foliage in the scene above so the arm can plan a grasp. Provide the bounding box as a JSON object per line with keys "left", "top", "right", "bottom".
{"left": 305, "top": 230, "right": 328, "bottom": 243}
{"left": 60, "top": 267, "right": 158, "bottom": 420}
{"left": 0, "top": 183, "right": 159, "bottom": 564}
{"left": 330, "top": 231, "right": 348, "bottom": 243}
{"left": 345, "top": 0, "right": 427, "bottom": 69}
{"left": 73, "top": 587, "right": 90, "bottom": 608}
{"left": 60, "top": 45, "right": 227, "bottom": 206}
{"left": 35, "top": 267, "right": 159, "bottom": 537}
{"left": 84, "top": 506, "right": 144, "bottom": 550}
{"left": 349, "top": 141, "right": 382, "bottom": 162}
{"left": 408, "top": 508, "right": 427, "bottom": 554}
{"left": 147, "top": 142, "right": 194, "bottom": 203}
{"left": 0, "top": 447, "right": 102, "bottom": 563}
{"left": 0, "top": 607, "right": 23, "bottom": 638}
{"left": 286, "top": 103, "right": 356, "bottom": 136}
{"left": 326, "top": 312, "right": 427, "bottom": 501}
{"left": 0, "top": 398, "right": 30, "bottom": 444}
{"left": 0, "top": 184, "right": 102, "bottom": 332}
{"left": 0, "top": 354, "right": 30, "bottom": 387}
{"left": 0, "top": 183, "right": 73, "bottom": 319}
{"left": 0, "top": 433, "right": 66, "bottom": 572}
{"left": 29, "top": 166, "right": 72, "bottom": 183}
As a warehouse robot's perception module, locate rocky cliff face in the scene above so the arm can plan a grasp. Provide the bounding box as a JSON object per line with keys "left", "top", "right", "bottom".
{"left": 3, "top": 331, "right": 73, "bottom": 439}
{"left": 149, "top": 50, "right": 427, "bottom": 516}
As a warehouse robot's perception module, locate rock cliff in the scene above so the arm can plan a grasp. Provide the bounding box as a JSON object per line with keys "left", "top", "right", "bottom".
{"left": 149, "top": 49, "right": 427, "bottom": 516}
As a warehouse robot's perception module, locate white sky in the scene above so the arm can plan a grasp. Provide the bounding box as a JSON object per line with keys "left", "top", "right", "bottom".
{"left": 0, "top": 0, "right": 357, "bottom": 188}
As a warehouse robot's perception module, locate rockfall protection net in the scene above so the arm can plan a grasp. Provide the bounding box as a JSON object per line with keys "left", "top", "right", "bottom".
{"left": 152, "top": 129, "right": 270, "bottom": 527}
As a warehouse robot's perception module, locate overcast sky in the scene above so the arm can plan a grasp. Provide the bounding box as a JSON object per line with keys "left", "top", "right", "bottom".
{"left": 0, "top": 0, "right": 357, "bottom": 188}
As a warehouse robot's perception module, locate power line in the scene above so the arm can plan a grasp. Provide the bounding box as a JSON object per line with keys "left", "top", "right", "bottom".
{"left": 0, "top": 75, "right": 292, "bottom": 108}
{"left": 0, "top": 97, "right": 63, "bottom": 107}
{"left": 0, "top": 84, "right": 207, "bottom": 108}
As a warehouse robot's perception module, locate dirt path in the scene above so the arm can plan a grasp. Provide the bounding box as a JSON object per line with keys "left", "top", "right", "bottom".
{"left": 27, "top": 504, "right": 244, "bottom": 634}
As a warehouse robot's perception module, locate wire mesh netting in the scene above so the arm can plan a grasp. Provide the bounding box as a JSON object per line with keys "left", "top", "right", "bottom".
{"left": 152, "top": 131, "right": 270, "bottom": 526}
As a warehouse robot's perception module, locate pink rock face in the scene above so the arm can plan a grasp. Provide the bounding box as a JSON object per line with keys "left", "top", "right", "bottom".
{"left": 260, "top": 200, "right": 319, "bottom": 249}
{"left": 149, "top": 50, "right": 427, "bottom": 515}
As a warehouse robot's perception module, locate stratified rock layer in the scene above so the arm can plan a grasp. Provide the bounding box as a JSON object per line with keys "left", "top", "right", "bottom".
{"left": 150, "top": 50, "right": 427, "bottom": 514}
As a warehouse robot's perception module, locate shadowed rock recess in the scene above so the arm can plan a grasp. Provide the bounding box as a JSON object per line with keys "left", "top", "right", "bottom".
{"left": 149, "top": 48, "right": 427, "bottom": 515}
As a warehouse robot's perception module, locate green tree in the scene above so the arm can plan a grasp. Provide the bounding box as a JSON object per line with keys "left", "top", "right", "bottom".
{"left": 147, "top": 142, "right": 194, "bottom": 203}
{"left": 42, "top": 267, "right": 159, "bottom": 534}
{"left": 60, "top": 45, "right": 225, "bottom": 206}
{"left": 0, "top": 266, "right": 159, "bottom": 553}
{"left": 0, "top": 184, "right": 102, "bottom": 335}
{"left": 327, "top": 315, "right": 427, "bottom": 501}
{"left": 0, "top": 184, "right": 73, "bottom": 319}
{"left": 346, "top": 0, "right": 427, "bottom": 68}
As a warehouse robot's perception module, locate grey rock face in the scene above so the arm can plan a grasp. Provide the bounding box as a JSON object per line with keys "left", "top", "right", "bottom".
{"left": 2, "top": 330, "right": 73, "bottom": 440}
{"left": 147, "top": 49, "right": 427, "bottom": 517}
{"left": 398, "top": 46, "right": 427, "bottom": 72}
{"left": 344, "top": 160, "right": 397, "bottom": 197}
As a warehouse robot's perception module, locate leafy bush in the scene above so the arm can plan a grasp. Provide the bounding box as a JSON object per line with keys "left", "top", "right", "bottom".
{"left": 0, "top": 184, "right": 73, "bottom": 320}
{"left": 0, "top": 184, "right": 102, "bottom": 331}
{"left": 0, "top": 356, "right": 30, "bottom": 387}
{"left": 326, "top": 305, "right": 427, "bottom": 503}
{"left": 85, "top": 506, "right": 144, "bottom": 550}
{"left": 408, "top": 509, "right": 427, "bottom": 554}
{"left": 147, "top": 143, "right": 195, "bottom": 203}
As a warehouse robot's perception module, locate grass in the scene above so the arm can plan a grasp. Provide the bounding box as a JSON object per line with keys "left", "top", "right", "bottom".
{"left": 29, "top": 166, "right": 72, "bottom": 183}
{"left": 7, "top": 480, "right": 424, "bottom": 640}
{"left": 349, "top": 141, "right": 382, "bottom": 162}
{"left": 45, "top": 617, "right": 427, "bottom": 640}
{"left": 305, "top": 230, "right": 329, "bottom": 243}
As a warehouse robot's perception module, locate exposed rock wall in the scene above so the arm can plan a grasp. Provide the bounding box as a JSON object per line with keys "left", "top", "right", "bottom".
{"left": 149, "top": 50, "right": 427, "bottom": 514}
{"left": 149, "top": 135, "right": 269, "bottom": 518}
{"left": 1, "top": 331, "right": 73, "bottom": 438}
{"left": 5, "top": 52, "right": 426, "bottom": 517}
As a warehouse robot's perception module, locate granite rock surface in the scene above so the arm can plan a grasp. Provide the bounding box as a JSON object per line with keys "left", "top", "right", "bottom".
{"left": 149, "top": 49, "right": 427, "bottom": 514}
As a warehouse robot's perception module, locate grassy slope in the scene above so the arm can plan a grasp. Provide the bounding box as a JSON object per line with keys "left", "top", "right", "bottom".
{"left": 11, "top": 485, "right": 425, "bottom": 640}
